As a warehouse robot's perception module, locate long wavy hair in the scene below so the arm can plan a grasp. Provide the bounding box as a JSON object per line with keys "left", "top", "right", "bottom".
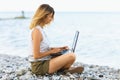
{"left": 30, "top": 4, "right": 55, "bottom": 29}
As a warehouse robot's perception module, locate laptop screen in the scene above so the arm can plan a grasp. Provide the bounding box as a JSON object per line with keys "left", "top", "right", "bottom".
{"left": 71, "top": 31, "right": 79, "bottom": 52}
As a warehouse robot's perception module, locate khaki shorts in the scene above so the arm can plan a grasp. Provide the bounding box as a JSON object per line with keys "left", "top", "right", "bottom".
{"left": 31, "top": 60, "right": 50, "bottom": 76}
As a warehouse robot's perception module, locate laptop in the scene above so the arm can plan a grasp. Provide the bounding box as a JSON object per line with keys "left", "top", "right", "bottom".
{"left": 50, "top": 31, "right": 79, "bottom": 57}
{"left": 60, "top": 31, "right": 79, "bottom": 54}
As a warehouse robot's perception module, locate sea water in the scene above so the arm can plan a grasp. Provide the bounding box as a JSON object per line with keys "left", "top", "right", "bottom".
{"left": 0, "top": 12, "right": 120, "bottom": 69}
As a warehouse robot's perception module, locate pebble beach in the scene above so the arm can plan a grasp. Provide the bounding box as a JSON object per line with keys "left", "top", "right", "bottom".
{"left": 0, "top": 54, "right": 120, "bottom": 80}
{"left": 0, "top": 12, "right": 120, "bottom": 80}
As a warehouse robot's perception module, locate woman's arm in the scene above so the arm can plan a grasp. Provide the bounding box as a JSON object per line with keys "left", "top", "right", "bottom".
{"left": 32, "top": 28, "right": 62, "bottom": 59}
{"left": 50, "top": 46, "right": 69, "bottom": 51}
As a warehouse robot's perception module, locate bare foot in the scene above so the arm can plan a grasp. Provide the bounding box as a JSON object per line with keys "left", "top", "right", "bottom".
{"left": 65, "top": 66, "right": 84, "bottom": 74}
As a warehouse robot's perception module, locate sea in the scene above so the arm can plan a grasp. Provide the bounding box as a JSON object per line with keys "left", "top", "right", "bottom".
{"left": 0, "top": 11, "right": 120, "bottom": 69}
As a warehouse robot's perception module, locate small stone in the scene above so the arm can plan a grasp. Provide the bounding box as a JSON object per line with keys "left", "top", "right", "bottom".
{"left": 16, "top": 69, "right": 26, "bottom": 76}
{"left": 99, "top": 74, "right": 103, "bottom": 77}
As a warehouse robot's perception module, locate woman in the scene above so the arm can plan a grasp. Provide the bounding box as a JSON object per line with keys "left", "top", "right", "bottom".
{"left": 29, "top": 4, "right": 84, "bottom": 75}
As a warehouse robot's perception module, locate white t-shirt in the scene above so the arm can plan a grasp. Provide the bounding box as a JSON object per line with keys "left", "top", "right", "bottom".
{"left": 28, "top": 26, "right": 51, "bottom": 62}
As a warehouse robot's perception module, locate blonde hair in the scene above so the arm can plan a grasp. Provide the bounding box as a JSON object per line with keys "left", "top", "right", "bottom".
{"left": 30, "top": 4, "right": 55, "bottom": 29}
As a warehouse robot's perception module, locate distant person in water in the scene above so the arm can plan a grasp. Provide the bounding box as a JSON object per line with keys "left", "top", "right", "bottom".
{"left": 29, "top": 4, "right": 84, "bottom": 75}
{"left": 21, "top": 11, "right": 25, "bottom": 18}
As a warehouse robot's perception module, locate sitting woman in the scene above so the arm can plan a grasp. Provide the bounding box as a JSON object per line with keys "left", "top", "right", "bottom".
{"left": 29, "top": 4, "right": 84, "bottom": 75}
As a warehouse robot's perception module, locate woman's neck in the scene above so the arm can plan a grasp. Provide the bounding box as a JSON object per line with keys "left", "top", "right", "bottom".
{"left": 39, "top": 23, "right": 44, "bottom": 28}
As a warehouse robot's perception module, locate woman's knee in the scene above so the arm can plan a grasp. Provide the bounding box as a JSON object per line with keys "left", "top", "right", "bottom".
{"left": 68, "top": 53, "right": 76, "bottom": 61}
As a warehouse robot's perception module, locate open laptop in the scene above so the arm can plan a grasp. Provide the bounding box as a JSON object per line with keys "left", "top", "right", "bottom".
{"left": 60, "top": 31, "right": 79, "bottom": 54}
{"left": 50, "top": 31, "right": 79, "bottom": 57}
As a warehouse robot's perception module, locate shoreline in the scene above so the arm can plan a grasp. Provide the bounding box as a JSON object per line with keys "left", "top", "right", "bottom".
{"left": 0, "top": 54, "right": 120, "bottom": 80}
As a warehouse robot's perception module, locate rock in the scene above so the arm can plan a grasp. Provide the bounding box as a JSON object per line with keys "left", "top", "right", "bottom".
{"left": 16, "top": 69, "right": 27, "bottom": 76}
{"left": 99, "top": 74, "right": 103, "bottom": 77}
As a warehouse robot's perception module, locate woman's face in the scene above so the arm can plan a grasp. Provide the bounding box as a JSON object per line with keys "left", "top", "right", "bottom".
{"left": 45, "top": 13, "right": 53, "bottom": 24}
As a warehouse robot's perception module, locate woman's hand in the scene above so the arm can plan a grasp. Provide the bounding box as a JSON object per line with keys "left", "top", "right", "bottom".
{"left": 50, "top": 46, "right": 69, "bottom": 54}
{"left": 60, "top": 46, "right": 69, "bottom": 50}
{"left": 50, "top": 48, "right": 61, "bottom": 54}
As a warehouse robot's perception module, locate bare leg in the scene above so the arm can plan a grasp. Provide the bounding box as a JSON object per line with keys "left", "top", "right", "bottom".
{"left": 48, "top": 53, "right": 76, "bottom": 74}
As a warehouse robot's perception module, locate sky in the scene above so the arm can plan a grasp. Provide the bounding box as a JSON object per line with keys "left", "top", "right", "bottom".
{"left": 0, "top": 0, "right": 120, "bottom": 12}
